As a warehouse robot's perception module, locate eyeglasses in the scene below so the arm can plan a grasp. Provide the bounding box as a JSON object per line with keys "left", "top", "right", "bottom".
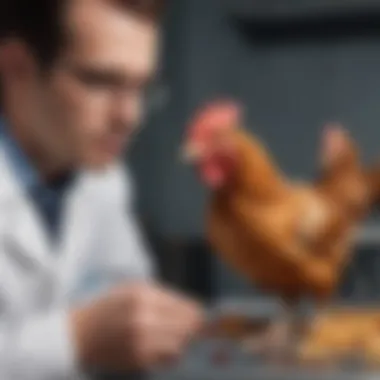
{"left": 58, "top": 61, "right": 170, "bottom": 115}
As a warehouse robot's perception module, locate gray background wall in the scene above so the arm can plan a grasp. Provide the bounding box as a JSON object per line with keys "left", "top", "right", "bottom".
{"left": 129, "top": 0, "right": 380, "bottom": 297}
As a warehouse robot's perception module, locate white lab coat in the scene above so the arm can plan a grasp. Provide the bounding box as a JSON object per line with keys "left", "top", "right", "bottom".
{"left": 0, "top": 145, "right": 154, "bottom": 380}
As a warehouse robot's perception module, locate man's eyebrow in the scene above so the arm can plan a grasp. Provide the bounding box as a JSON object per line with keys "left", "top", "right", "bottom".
{"left": 69, "top": 63, "right": 154, "bottom": 87}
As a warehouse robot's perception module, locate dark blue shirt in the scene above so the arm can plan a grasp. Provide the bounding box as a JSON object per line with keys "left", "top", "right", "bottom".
{"left": 0, "top": 119, "right": 74, "bottom": 243}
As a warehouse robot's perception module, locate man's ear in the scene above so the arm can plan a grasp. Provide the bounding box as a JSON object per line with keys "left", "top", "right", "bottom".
{"left": 319, "top": 123, "right": 350, "bottom": 170}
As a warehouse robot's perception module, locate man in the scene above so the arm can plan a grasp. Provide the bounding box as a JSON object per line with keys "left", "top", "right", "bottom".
{"left": 0, "top": 0, "right": 203, "bottom": 379}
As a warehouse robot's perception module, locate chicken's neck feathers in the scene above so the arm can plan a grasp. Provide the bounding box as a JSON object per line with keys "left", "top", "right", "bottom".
{"left": 226, "top": 128, "right": 289, "bottom": 201}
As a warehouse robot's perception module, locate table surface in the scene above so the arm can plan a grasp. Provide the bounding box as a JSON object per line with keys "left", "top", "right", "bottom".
{"left": 152, "top": 223, "right": 380, "bottom": 380}
{"left": 151, "top": 294, "right": 380, "bottom": 380}
{"left": 153, "top": 368, "right": 380, "bottom": 380}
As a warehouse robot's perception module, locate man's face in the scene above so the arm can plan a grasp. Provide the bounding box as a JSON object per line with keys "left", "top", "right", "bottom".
{"left": 38, "top": 0, "right": 159, "bottom": 169}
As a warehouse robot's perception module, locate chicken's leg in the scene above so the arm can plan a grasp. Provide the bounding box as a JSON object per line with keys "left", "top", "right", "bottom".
{"left": 266, "top": 299, "right": 302, "bottom": 362}
{"left": 242, "top": 297, "right": 311, "bottom": 363}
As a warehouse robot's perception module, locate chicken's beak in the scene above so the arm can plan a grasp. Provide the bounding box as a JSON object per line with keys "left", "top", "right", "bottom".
{"left": 180, "top": 144, "right": 203, "bottom": 163}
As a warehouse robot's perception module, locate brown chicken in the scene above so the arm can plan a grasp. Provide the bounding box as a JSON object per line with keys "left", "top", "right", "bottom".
{"left": 181, "top": 100, "right": 374, "bottom": 353}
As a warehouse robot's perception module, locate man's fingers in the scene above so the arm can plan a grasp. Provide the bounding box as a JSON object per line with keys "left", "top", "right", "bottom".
{"left": 128, "top": 326, "right": 187, "bottom": 369}
{"left": 118, "top": 282, "right": 206, "bottom": 369}
{"left": 152, "top": 285, "right": 205, "bottom": 331}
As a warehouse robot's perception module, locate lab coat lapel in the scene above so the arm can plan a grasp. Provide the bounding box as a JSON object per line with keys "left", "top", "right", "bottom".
{"left": 57, "top": 173, "right": 95, "bottom": 296}
{"left": 0, "top": 150, "right": 53, "bottom": 274}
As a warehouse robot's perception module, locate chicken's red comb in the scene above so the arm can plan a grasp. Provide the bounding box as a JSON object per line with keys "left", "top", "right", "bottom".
{"left": 195, "top": 99, "right": 241, "bottom": 125}
{"left": 187, "top": 99, "right": 242, "bottom": 137}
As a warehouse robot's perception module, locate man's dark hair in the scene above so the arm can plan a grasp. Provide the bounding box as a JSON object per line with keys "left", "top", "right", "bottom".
{"left": 0, "top": 0, "right": 166, "bottom": 70}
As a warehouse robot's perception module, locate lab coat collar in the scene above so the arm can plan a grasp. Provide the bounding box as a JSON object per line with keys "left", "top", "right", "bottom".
{"left": 0, "top": 142, "right": 91, "bottom": 282}
{"left": 0, "top": 145, "right": 55, "bottom": 272}
{"left": 0, "top": 116, "right": 76, "bottom": 198}
{"left": 0, "top": 116, "right": 91, "bottom": 274}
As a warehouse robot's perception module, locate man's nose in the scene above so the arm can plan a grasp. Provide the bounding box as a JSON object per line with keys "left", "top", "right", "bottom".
{"left": 111, "top": 93, "right": 143, "bottom": 130}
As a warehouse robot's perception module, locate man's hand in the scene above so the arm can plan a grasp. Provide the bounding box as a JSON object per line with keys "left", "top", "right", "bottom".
{"left": 70, "top": 282, "right": 204, "bottom": 371}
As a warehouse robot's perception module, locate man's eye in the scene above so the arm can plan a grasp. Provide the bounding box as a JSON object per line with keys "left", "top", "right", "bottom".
{"left": 66, "top": 65, "right": 120, "bottom": 90}
{"left": 77, "top": 72, "right": 117, "bottom": 89}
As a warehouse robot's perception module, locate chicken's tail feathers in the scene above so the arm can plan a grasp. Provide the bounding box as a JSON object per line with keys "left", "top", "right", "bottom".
{"left": 365, "top": 158, "right": 380, "bottom": 207}
{"left": 318, "top": 122, "right": 358, "bottom": 172}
